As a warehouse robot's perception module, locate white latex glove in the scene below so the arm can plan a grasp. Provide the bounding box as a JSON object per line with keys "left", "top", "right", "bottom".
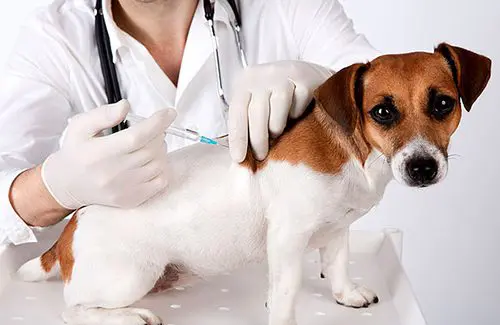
{"left": 41, "top": 99, "right": 176, "bottom": 210}
{"left": 228, "top": 60, "right": 333, "bottom": 162}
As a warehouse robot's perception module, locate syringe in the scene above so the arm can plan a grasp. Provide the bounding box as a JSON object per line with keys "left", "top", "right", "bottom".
{"left": 119, "top": 114, "right": 228, "bottom": 148}
{"left": 166, "top": 125, "right": 228, "bottom": 147}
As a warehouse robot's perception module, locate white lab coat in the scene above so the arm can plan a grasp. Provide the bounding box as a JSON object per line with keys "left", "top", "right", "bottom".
{"left": 0, "top": 0, "right": 379, "bottom": 246}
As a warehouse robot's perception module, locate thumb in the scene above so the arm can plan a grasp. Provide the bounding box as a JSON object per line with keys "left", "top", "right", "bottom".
{"left": 67, "top": 100, "right": 130, "bottom": 140}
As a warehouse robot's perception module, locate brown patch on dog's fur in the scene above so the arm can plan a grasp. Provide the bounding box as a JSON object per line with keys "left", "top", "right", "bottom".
{"left": 267, "top": 109, "right": 349, "bottom": 174}
{"left": 39, "top": 213, "right": 79, "bottom": 282}
{"left": 40, "top": 242, "right": 58, "bottom": 273}
{"left": 240, "top": 105, "right": 371, "bottom": 174}
{"left": 149, "top": 264, "right": 188, "bottom": 294}
{"left": 269, "top": 106, "right": 372, "bottom": 173}
{"left": 57, "top": 215, "right": 78, "bottom": 283}
{"left": 38, "top": 213, "right": 78, "bottom": 283}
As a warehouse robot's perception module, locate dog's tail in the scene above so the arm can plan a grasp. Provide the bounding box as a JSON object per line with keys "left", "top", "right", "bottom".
{"left": 17, "top": 242, "right": 60, "bottom": 282}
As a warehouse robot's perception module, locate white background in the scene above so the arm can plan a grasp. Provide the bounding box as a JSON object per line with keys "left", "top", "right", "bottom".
{"left": 0, "top": 1, "right": 498, "bottom": 325}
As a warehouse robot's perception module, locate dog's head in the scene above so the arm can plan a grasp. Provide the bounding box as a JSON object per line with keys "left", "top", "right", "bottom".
{"left": 314, "top": 43, "right": 491, "bottom": 187}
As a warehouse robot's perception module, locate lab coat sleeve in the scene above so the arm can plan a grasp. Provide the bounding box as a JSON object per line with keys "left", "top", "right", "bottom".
{"left": 0, "top": 17, "right": 73, "bottom": 246}
{"left": 279, "top": 0, "right": 381, "bottom": 72}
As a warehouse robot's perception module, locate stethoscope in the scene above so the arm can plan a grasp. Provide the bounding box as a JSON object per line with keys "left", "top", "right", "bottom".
{"left": 94, "top": 0, "right": 248, "bottom": 134}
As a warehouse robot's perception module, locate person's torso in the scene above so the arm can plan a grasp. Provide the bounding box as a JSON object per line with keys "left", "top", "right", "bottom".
{"left": 38, "top": 0, "right": 300, "bottom": 151}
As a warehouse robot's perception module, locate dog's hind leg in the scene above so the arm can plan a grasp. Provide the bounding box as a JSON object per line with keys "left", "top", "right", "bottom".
{"left": 62, "top": 305, "right": 162, "bottom": 325}
{"left": 62, "top": 252, "right": 167, "bottom": 325}
{"left": 319, "top": 228, "right": 378, "bottom": 308}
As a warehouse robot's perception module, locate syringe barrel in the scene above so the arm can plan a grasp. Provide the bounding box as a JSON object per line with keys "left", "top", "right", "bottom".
{"left": 166, "top": 125, "right": 200, "bottom": 142}
{"left": 124, "top": 113, "right": 201, "bottom": 142}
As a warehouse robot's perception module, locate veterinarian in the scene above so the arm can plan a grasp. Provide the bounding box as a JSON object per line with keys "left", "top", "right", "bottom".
{"left": 0, "top": 0, "right": 378, "bottom": 246}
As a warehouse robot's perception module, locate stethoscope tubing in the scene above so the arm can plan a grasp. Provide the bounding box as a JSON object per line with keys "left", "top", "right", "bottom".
{"left": 95, "top": 0, "right": 128, "bottom": 132}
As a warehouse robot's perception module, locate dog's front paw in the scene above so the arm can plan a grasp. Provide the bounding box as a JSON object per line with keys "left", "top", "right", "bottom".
{"left": 334, "top": 284, "right": 379, "bottom": 308}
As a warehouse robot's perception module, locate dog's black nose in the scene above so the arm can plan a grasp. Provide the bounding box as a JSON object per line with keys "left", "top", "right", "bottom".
{"left": 406, "top": 157, "right": 438, "bottom": 186}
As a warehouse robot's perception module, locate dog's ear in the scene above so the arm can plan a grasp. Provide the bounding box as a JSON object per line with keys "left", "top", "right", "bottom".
{"left": 312, "top": 63, "right": 368, "bottom": 135}
{"left": 434, "top": 43, "right": 491, "bottom": 111}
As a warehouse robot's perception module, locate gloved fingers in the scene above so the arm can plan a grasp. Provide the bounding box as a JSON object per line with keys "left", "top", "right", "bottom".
{"left": 134, "top": 171, "right": 170, "bottom": 205}
{"left": 120, "top": 133, "right": 167, "bottom": 169}
{"left": 66, "top": 99, "right": 130, "bottom": 141}
{"left": 126, "top": 154, "right": 167, "bottom": 185}
{"left": 269, "top": 81, "right": 295, "bottom": 138}
{"left": 248, "top": 90, "right": 271, "bottom": 161}
{"left": 228, "top": 90, "right": 251, "bottom": 163}
{"left": 101, "top": 108, "right": 176, "bottom": 154}
{"left": 110, "top": 165, "right": 168, "bottom": 208}
{"left": 289, "top": 81, "right": 315, "bottom": 119}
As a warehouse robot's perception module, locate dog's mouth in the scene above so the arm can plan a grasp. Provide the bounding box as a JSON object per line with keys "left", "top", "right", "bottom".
{"left": 390, "top": 138, "right": 448, "bottom": 188}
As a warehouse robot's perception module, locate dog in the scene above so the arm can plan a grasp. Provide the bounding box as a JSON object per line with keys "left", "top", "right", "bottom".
{"left": 17, "top": 43, "right": 491, "bottom": 325}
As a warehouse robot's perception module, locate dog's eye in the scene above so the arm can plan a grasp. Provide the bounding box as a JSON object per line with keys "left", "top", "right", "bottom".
{"left": 369, "top": 104, "right": 400, "bottom": 126}
{"left": 431, "top": 94, "right": 455, "bottom": 119}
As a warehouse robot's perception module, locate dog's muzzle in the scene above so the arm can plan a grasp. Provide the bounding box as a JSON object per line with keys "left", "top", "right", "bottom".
{"left": 391, "top": 137, "right": 448, "bottom": 188}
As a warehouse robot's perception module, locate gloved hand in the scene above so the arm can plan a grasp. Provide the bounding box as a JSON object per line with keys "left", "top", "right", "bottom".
{"left": 41, "top": 99, "right": 176, "bottom": 210}
{"left": 228, "top": 60, "right": 333, "bottom": 162}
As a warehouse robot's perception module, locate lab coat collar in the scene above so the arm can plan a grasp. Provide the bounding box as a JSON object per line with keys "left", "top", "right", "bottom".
{"left": 100, "top": 0, "right": 230, "bottom": 63}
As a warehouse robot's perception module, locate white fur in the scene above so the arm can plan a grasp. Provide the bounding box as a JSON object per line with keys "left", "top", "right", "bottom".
{"left": 320, "top": 229, "right": 378, "bottom": 308}
{"left": 19, "top": 143, "right": 393, "bottom": 325}
{"left": 17, "top": 257, "right": 60, "bottom": 282}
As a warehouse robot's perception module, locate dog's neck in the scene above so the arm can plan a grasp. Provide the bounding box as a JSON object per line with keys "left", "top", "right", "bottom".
{"left": 314, "top": 107, "right": 373, "bottom": 167}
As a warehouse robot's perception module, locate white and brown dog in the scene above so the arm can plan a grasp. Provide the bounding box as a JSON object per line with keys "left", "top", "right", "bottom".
{"left": 18, "top": 43, "right": 491, "bottom": 325}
